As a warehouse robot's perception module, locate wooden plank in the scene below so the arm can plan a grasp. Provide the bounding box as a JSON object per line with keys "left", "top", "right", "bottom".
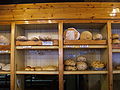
{"left": 16, "top": 46, "right": 58, "bottom": 49}
{"left": 64, "top": 45, "right": 107, "bottom": 48}
{"left": 107, "top": 22, "right": 113, "bottom": 90}
{"left": 10, "top": 22, "right": 15, "bottom": 90}
{"left": 113, "top": 70, "right": 120, "bottom": 74}
{"left": 112, "top": 49, "right": 120, "bottom": 53}
{"left": 16, "top": 40, "right": 58, "bottom": 46}
{"left": 58, "top": 22, "right": 63, "bottom": 90}
{"left": 64, "top": 71, "right": 108, "bottom": 75}
{"left": 0, "top": 71, "right": 10, "bottom": 74}
{"left": 64, "top": 40, "right": 107, "bottom": 45}
{"left": 16, "top": 71, "right": 58, "bottom": 75}
{"left": 0, "top": 45, "right": 10, "bottom": 50}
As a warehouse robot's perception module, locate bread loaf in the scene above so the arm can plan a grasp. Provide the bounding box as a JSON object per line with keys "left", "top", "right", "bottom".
{"left": 77, "top": 56, "right": 87, "bottom": 62}
{"left": 77, "top": 62, "right": 87, "bottom": 71}
{"left": 35, "top": 66, "right": 42, "bottom": 71}
{"left": 113, "top": 39, "right": 120, "bottom": 44}
{"left": 93, "top": 34, "right": 103, "bottom": 40}
{"left": 16, "top": 36, "right": 28, "bottom": 41}
{"left": 65, "top": 66, "right": 77, "bottom": 71}
{"left": 112, "top": 34, "right": 119, "bottom": 39}
{"left": 64, "top": 28, "right": 80, "bottom": 40}
{"left": 2, "top": 64, "right": 10, "bottom": 71}
{"left": 42, "top": 65, "right": 58, "bottom": 71}
{"left": 64, "top": 59, "right": 76, "bottom": 66}
{"left": 80, "top": 31, "right": 92, "bottom": 40}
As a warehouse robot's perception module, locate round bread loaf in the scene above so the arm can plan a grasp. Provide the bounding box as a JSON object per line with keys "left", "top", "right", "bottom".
{"left": 77, "top": 62, "right": 87, "bottom": 71}
{"left": 64, "top": 28, "right": 80, "bottom": 40}
{"left": 77, "top": 56, "right": 87, "bottom": 62}
{"left": 112, "top": 34, "right": 119, "bottom": 39}
{"left": 80, "top": 31, "right": 92, "bottom": 40}
{"left": 113, "top": 39, "right": 120, "bottom": 44}
{"left": 93, "top": 34, "right": 103, "bottom": 40}
{"left": 64, "top": 59, "right": 76, "bottom": 66}
{"left": 65, "top": 66, "right": 77, "bottom": 71}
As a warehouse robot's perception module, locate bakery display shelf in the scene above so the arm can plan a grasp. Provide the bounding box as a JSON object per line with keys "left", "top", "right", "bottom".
{"left": 113, "top": 70, "right": 120, "bottom": 74}
{"left": 64, "top": 40, "right": 107, "bottom": 45}
{"left": 16, "top": 40, "right": 58, "bottom": 46}
{"left": 16, "top": 46, "right": 59, "bottom": 49}
{"left": 0, "top": 71, "right": 10, "bottom": 74}
{"left": 64, "top": 45, "right": 107, "bottom": 49}
{"left": 64, "top": 71, "right": 108, "bottom": 75}
{"left": 0, "top": 45, "right": 10, "bottom": 50}
{"left": 16, "top": 71, "right": 58, "bottom": 75}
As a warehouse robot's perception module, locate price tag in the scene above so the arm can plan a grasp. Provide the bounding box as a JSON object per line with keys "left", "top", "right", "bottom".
{"left": 80, "top": 45, "right": 88, "bottom": 48}
{"left": 66, "top": 45, "right": 75, "bottom": 48}
{"left": 22, "top": 46, "right": 32, "bottom": 49}
{"left": 42, "top": 41, "right": 53, "bottom": 45}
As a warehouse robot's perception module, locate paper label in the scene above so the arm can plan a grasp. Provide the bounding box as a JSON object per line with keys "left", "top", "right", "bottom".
{"left": 80, "top": 45, "right": 88, "bottom": 48}
{"left": 42, "top": 41, "right": 53, "bottom": 45}
{"left": 22, "top": 46, "right": 32, "bottom": 49}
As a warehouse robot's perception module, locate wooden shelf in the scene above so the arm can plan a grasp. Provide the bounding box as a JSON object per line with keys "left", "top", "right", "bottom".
{"left": 64, "top": 45, "right": 107, "bottom": 49}
{"left": 112, "top": 44, "right": 120, "bottom": 49}
{"left": 0, "top": 45, "right": 10, "bottom": 50}
{"left": 64, "top": 71, "right": 108, "bottom": 74}
{"left": 64, "top": 40, "right": 107, "bottom": 45}
{"left": 113, "top": 70, "right": 120, "bottom": 74}
{"left": 16, "top": 40, "right": 58, "bottom": 46}
{"left": 16, "top": 71, "right": 58, "bottom": 75}
{"left": 0, "top": 71, "right": 10, "bottom": 74}
{"left": 16, "top": 46, "right": 59, "bottom": 49}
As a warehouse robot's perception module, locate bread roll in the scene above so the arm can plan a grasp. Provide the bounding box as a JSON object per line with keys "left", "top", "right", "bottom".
{"left": 42, "top": 65, "right": 58, "bottom": 71}
{"left": 93, "top": 34, "right": 103, "bottom": 40}
{"left": 65, "top": 66, "right": 77, "bottom": 71}
{"left": 64, "top": 59, "right": 76, "bottom": 66}
{"left": 16, "top": 36, "right": 28, "bottom": 41}
{"left": 25, "top": 66, "right": 31, "bottom": 71}
{"left": 30, "top": 37, "right": 39, "bottom": 41}
{"left": 0, "top": 63, "right": 5, "bottom": 69}
{"left": 77, "top": 62, "right": 87, "bottom": 71}
{"left": 30, "top": 67, "right": 35, "bottom": 71}
{"left": 64, "top": 28, "right": 80, "bottom": 40}
{"left": 113, "top": 39, "right": 120, "bottom": 44}
{"left": 35, "top": 66, "right": 42, "bottom": 71}
{"left": 112, "top": 34, "right": 119, "bottom": 39}
{"left": 80, "top": 31, "right": 92, "bottom": 40}
{"left": 77, "top": 56, "right": 87, "bottom": 62}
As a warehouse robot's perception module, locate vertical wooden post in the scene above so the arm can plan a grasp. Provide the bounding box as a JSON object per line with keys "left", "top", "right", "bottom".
{"left": 107, "top": 22, "right": 113, "bottom": 90}
{"left": 59, "top": 22, "right": 64, "bottom": 90}
{"left": 10, "top": 22, "right": 15, "bottom": 90}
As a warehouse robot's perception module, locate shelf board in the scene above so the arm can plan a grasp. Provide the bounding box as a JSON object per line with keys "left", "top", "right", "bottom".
{"left": 64, "top": 45, "right": 107, "bottom": 49}
{"left": 16, "top": 46, "right": 59, "bottom": 49}
{"left": 112, "top": 44, "right": 120, "bottom": 49}
{"left": 64, "top": 71, "right": 108, "bottom": 74}
{"left": 16, "top": 40, "right": 58, "bottom": 46}
{"left": 0, "top": 45, "right": 10, "bottom": 50}
{"left": 0, "top": 71, "right": 10, "bottom": 74}
{"left": 64, "top": 40, "right": 107, "bottom": 45}
{"left": 16, "top": 71, "right": 58, "bottom": 75}
{"left": 0, "top": 50, "right": 10, "bottom": 54}
{"left": 113, "top": 70, "right": 120, "bottom": 74}
{"left": 112, "top": 49, "right": 120, "bottom": 53}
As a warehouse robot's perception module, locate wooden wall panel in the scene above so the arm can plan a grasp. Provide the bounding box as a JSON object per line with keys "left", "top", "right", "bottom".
{"left": 1, "top": 3, "right": 120, "bottom": 20}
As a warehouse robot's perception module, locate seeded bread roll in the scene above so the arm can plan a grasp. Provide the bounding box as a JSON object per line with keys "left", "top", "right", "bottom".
{"left": 65, "top": 66, "right": 77, "bottom": 71}
{"left": 77, "top": 62, "right": 87, "bottom": 71}
{"left": 112, "top": 34, "right": 119, "bottom": 39}
{"left": 64, "top": 59, "right": 76, "bottom": 66}
{"left": 42, "top": 65, "right": 58, "bottom": 71}
{"left": 16, "top": 36, "right": 27, "bottom": 41}
{"left": 93, "top": 34, "right": 103, "bottom": 40}
{"left": 113, "top": 39, "right": 120, "bottom": 44}
{"left": 77, "top": 56, "right": 87, "bottom": 62}
{"left": 64, "top": 28, "right": 80, "bottom": 40}
{"left": 80, "top": 31, "right": 92, "bottom": 40}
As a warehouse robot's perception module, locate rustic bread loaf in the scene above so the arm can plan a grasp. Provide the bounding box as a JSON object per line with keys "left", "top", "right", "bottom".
{"left": 77, "top": 56, "right": 87, "bottom": 62}
{"left": 65, "top": 66, "right": 77, "bottom": 71}
{"left": 64, "top": 59, "right": 76, "bottom": 66}
{"left": 80, "top": 31, "right": 92, "bottom": 40}
{"left": 93, "top": 33, "right": 103, "bottom": 40}
{"left": 77, "top": 62, "right": 87, "bottom": 70}
{"left": 112, "top": 34, "right": 119, "bottom": 39}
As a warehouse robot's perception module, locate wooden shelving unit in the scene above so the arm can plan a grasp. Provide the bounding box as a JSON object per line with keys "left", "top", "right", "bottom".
{"left": 2, "top": 2, "right": 120, "bottom": 90}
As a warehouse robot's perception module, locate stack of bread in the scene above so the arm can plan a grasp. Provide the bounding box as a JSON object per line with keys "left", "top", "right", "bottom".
{"left": 91, "top": 61, "right": 105, "bottom": 70}
{"left": 76, "top": 56, "right": 88, "bottom": 71}
{"left": 112, "top": 34, "right": 120, "bottom": 44}
{"left": 25, "top": 65, "right": 58, "bottom": 71}
{"left": 64, "top": 59, "right": 77, "bottom": 71}
{"left": 64, "top": 28, "right": 103, "bottom": 40}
